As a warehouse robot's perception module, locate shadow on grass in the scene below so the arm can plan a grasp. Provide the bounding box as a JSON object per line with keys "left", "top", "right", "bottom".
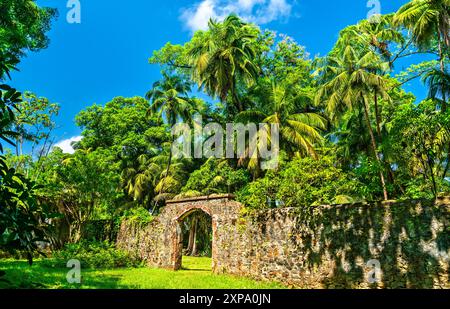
{"left": 0, "top": 260, "right": 133, "bottom": 289}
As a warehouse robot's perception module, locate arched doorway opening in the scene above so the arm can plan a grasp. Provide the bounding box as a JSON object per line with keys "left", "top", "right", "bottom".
{"left": 174, "top": 208, "right": 214, "bottom": 271}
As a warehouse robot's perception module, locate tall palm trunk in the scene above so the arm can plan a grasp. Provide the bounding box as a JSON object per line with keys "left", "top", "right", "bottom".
{"left": 438, "top": 31, "right": 449, "bottom": 180}
{"left": 438, "top": 32, "right": 447, "bottom": 112}
{"left": 363, "top": 98, "right": 389, "bottom": 201}
{"left": 375, "top": 92, "right": 400, "bottom": 193}
{"left": 186, "top": 217, "right": 198, "bottom": 256}
{"left": 191, "top": 219, "right": 198, "bottom": 256}
{"left": 158, "top": 135, "right": 174, "bottom": 198}
{"left": 374, "top": 93, "right": 382, "bottom": 138}
{"left": 232, "top": 88, "right": 243, "bottom": 112}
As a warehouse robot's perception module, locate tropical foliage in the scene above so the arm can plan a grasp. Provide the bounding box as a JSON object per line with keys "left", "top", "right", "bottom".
{"left": 0, "top": 1, "right": 449, "bottom": 262}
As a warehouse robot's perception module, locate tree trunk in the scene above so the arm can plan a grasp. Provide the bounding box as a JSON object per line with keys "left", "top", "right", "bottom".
{"left": 363, "top": 99, "right": 389, "bottom": 201}
{"left": 374, "top": 93, "right": 382, "bottom": 138}
{"left": 158, "top": 136, "right": 174, "bottom": 198}
{"left": 374, "top": 93, "right": 401, "bottom": 194}
{"left": 19, "top": 136, "right": 23, "bottom": 156}
{"left": 186, "top": 217, "right": 197, "bottom": 256}
{"left": 426, "top": 154, "right": 438, "bottom": 197}
{"left": 191, "top": 218, "right": 198, "bottom": 256}
{"left": 186, "top": 219, "right": 195, "bottom": 255}
{"left": 438, "top": 32, "right": 447, "bottom": 112}
{"left": 232, "top": 89, "right": 243, "bottom": 113}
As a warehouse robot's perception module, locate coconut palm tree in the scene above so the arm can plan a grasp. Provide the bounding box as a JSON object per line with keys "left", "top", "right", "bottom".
{"left": 122, "top": 143, "right": 194, "bottom": 211}
{"left": 357, "top": 14, "right": 405, "bottom": 63}
{"left": 146, "top": 72, "right": 192, "bottom": 101}
{"left": 327, "top": 22, "right": 400, "bottom": 140}
{"left": 394, "top": 0, "right": 449, "bottom": 52}
{"left": 188, "top": 14, "right": 260, "bottom": 115}
{"left": 147, "top": 74, "right": 200, "bottom": 201}
{"left": 394, "top": 0, "right": 450, "bottom": 110}
{"left": 236, "top": 82, "right": 326, "bottom": 173}
{"left": 121, "top": 151, "right": 161, "bottom": 207}
{"left": 422, "top": 68, "right": 450, "bottom": 179}
{"left": 315, "top": 41, "right": 391, "bottom": 200}
{"left": 422, "top": 68, "right": 450, "bottom": 108}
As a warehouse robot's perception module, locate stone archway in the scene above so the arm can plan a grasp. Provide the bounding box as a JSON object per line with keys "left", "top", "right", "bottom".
{"left": 167, "top": 194, "right": 242, "bottom": 271}
{"left": 172, "top": 206, "right": 214, "bottom": 270}
{"left": 117, "top": 194, "right": 243, "bottom": 272}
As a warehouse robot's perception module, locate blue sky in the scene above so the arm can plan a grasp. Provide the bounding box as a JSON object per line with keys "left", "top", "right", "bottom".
{"left": 11, "top": 0, "right": 424, "bottom": 153}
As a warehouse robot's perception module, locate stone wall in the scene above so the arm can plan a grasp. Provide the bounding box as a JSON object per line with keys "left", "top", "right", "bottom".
{"left": 117, "top": 196, "right": 449, "bottom": 289}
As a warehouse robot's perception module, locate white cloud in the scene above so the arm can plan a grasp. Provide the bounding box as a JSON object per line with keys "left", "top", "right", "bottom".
{"left": 53, "top": 136, "right": 82, "bottom": 154}
{"left": 180, "top": 0, "right": 293, "bottom": 32}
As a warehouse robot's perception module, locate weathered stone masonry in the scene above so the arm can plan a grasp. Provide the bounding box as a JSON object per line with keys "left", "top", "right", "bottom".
{"left": 117, "top": 195, "right": 449, "bottom": 288}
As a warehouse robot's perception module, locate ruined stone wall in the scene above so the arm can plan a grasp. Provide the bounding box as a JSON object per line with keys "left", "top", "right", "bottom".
{"left": 117, "top": 196, "right": 449, "bottom": 289}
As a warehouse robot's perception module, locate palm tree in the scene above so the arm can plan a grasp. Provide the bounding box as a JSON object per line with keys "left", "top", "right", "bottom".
{"left": 147, "top": 74, "right": 197, "bottom": 200}
{"left": 422, "top": 68, "right": 450, "bottom": 180}
{"left": 146, "top": 72, "right": 192, "bottom": 101}
{"left": 394, "top": 0, "right": 450, "bottom": 110}
{"left": 188, "top": 14, "right": 260, "bottom": 115}
{"left": 422, "top": 68, "right": 450, "bottom": 108}
{"left": 332, "top": 21, "right": 401, "bottom": 139}
{"left": 152, "top": 148, "right": 192, "bottom": 202}
{"left": 353, "top": 16, "right": 405, "bottom": 139}
{"left": 316, "top": 41, "right": 391, "bottom": 200}
{"left": 121, "top": 151, "right": 161, "bottom": 207}
{"left": 394, "top": 0, "right": 450, "bottom": 52}
{"left": 147, "top": 75, "right": 206, "bottom": 202}
{"left": 357, "top": 14, "right": 405, "bottom": 63}
{"left": 237, "top": 82, "right": 326, "bottom": 173}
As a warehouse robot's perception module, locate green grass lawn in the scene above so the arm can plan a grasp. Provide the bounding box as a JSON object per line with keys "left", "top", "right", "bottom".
{"left": 0, "top": 256, "right": 286, "bottom": 289}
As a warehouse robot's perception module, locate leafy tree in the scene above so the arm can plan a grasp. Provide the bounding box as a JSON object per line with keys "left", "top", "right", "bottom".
{"left": 256, "top": 31, "right": 313, "bottom": 83}
{"left": 385, "top": 99, "right": 450, "bottom": 197}
{"left": 0, "top": 156, "right": 51, "bottom": 263}
{"left": 238, "top": 153, "right": 364, "bottom": 209}
{"left": 74, "top": 97, "right": 168, "bottom": 211}
{"left": 180, "top": 158, "right": 250, "bottom": 196}
{"left": 0, "top": 0, "right": 56, "bottom": 265}
{"left": 0, "top": 0, "right": 57, "bottom": 58}
{"left": 36, "top": 148, "right": 121, "bottom": 242}
{"left": 9, "top": 92, "right": 60, "bottom": 165}
{"left": 76, "top": 97, "right": 161, "bottom": 155}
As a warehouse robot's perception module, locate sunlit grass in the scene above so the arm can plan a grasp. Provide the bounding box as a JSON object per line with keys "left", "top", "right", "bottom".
{"left": 0, "top": 257, "right": 286, "bottom": 289}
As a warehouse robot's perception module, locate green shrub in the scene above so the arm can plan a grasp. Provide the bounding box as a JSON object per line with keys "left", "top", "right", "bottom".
{"left": 121, "top": 207, "right": 154, "bottom": 227}
{"left": 182, "top": 158, "right": 250, "bottom": 195}
{"left": 238, "top": 155, "right": 364, "bottom": 209}
{"left": 42, "top": 241, "right": 141, "bottom": 269}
